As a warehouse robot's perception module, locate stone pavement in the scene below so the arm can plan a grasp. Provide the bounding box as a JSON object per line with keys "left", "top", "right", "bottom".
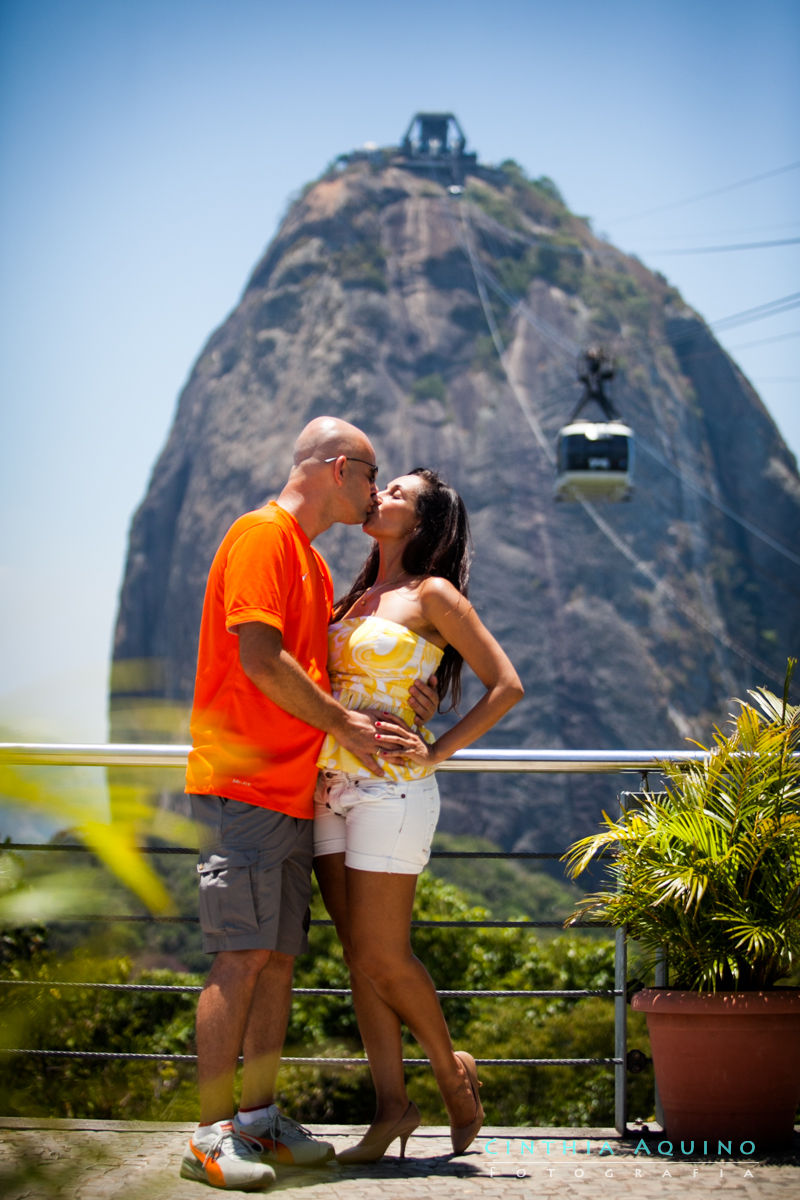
{"left": 1, "top": 1120, "right": 799, "bottom": 1200}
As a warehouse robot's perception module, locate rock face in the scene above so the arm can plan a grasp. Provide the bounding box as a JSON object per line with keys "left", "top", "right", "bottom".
{"left": 111, "top": 148, "right": 800, "bottom": 851}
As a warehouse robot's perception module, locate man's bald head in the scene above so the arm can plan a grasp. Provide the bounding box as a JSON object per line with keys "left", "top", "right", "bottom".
{"left": 292, "top": 417, "right": 372, "bottom": 468}
{"left": 277, "top": 416, "right": 378, "bottom": 540}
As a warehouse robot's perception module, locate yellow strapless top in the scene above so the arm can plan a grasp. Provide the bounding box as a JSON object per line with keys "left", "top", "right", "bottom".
{"left": 318, "top": 616, "right": 444, "bottom": 781}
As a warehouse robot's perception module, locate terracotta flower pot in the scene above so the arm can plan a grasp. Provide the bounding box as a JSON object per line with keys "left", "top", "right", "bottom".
{"left": 631, "top": 988, "right": 800, "bottom": 1148}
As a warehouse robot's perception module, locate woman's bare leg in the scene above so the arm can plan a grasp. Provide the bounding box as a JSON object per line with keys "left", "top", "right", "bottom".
{"left": 314, "top": 854, "right": 409, "bottom": 1120}
{"left": 343, "top": 867, "right": 478, "bottom": 1129}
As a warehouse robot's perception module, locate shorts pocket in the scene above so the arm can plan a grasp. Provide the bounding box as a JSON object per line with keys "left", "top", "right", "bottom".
{"left": 196, "top": 849, "right": 259, "bottom": 937}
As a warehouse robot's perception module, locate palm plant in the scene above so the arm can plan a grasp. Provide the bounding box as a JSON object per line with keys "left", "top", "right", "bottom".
{"left": 563, "top": 659, "right": 800, "bottom": 991}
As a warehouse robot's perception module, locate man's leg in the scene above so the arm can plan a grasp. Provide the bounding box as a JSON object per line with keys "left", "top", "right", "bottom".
{"left": 190, "top": 798, "right": 331, "bottom": 1170}
{"left": 233, "top": 948, "right": 335, "bottom": 1166}
{"left": 191, "top": 796, "right": 304, "bottom": 1122}
{"left": 184, "top": 945, "right": 278, "bottom": 1190}
{"left": 240, "top": 951, "right": 295, "bottom": 1110}
{"left": 230, "top": 816, "right": 333, "bottom": 1167}
{"left": 196, "top": 946, "right": 272, "bottom": 1126}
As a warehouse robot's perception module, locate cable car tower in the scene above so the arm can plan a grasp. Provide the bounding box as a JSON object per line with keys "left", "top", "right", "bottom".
{"left": 555, "top": 348, "right": 634, "bottom": 502}
{"left": 398, "top": 112, "right": 477, "bottom": 183}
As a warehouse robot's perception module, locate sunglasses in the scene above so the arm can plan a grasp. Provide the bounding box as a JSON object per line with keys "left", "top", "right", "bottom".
{"left": 324, "top": 456, "right": 379, "bottom": 485}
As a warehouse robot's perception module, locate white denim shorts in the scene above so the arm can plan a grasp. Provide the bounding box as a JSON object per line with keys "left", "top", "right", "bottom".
{"left": 313, "top": 769, "right": 440, "bottom": 875}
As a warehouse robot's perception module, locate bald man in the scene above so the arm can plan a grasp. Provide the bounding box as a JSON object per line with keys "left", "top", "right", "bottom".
{"left": 181, "top": 418, "right": 429, "bottom": 1189}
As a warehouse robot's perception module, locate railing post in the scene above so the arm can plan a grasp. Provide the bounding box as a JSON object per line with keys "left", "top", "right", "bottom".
{"left": 614, "top": 782, "right": 630, "bottom": 1134}
{"left": 614, "top": 924, "right": 627, "bottom": 1134}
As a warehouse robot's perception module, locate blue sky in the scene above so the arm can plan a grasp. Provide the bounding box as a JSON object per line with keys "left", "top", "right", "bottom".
{"left": 1, "top": 0, "right": 798, "bottom": 742}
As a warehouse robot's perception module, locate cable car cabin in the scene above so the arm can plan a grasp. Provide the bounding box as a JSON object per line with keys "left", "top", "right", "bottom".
{"left": 555, "top": 421, "right": 634, "bottom": 502}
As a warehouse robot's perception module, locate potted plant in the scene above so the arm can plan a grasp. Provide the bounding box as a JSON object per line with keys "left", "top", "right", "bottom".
{"left": 563, "top": 659, "right": 800, "bottom": 1148}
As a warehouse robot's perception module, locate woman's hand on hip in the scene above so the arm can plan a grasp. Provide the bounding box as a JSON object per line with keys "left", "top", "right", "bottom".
{"left": 374, "top": 713, "right": 436, "bottom": 768}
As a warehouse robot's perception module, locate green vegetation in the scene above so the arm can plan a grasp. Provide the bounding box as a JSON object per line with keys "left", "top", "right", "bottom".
{"left": 472, "top": 332, "right": 505, "bottom": 379}
{"left": 493, "top": 252, "right": 538, "bottom": 296}
{"left": 0, "top": 757, "right": 197, "bottom": 1119}
{"left": 495, "top": 161, "right": 573, "bottom": 229}
{"left": 334, "top": 241, "right": 388, "bottom": 293}
{"left": 492, "top": 240, "right": 583, "bottom": 297}
{"left": 411, "top": 373, "right": 447, "bottom": 403}
{"left": 429, "top": 832, "right": 581, "bottom": 920}
{"left": 464, "top": 164, "right": 585, "bottom": 301}
{"left": 1, "top": 940, "right": 199, "bottom": 1120}
{"left": 465, "top": 181, "right": 527, "bottom": 232}
{"left": 2, "top": 849, "right": 653, "bottom": 1126}
{"left": 579, "top": 268, "right": 655, "bottom": 336}
{"left": 565, "top": 661, "right": 800, "bottom": 991}
{"left": 0, "top": 758, "right": 656, "bottom": 1127}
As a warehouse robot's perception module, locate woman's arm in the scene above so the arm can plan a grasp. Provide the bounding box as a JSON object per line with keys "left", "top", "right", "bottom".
{"left": 378, "top": 577, "right": 523, "bottom": 768}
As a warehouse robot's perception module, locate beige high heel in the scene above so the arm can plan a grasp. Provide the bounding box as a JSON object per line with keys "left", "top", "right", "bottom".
{"left": 336, "top": 1101, "right": 421, "bottom": 1164}
{"left": 450, "top": 1051, "right": 484, "bottom": 1155}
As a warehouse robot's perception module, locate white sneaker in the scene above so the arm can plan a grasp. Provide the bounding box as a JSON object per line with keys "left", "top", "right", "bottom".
{"left": 234, "top": 1105, "right": 335, "bottom": 1166}
{"left": 180, "top": 1120, "right": 277, "bottom": 1190}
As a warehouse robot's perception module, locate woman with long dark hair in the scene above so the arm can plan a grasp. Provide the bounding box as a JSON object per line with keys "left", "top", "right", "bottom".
{"left": 313, "top": 468, "right": 523, "bottom": 1162}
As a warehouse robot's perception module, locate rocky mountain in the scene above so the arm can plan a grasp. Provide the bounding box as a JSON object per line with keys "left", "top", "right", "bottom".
{"left": 111, "top": 119, "right": 800, "bottom": 853}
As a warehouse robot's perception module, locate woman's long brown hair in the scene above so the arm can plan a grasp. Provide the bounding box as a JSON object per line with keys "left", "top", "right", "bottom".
{"left": 333, "top": 468, "right": 472, "bottom": 710}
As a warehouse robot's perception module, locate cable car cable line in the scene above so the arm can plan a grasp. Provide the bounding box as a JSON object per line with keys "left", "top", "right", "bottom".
{"left": 642, "top": 220, "right": 800, "bottom": 242}
{"left": 726, "top": 331, "right": 800, "bottom": 351}
{"left": 643, "top": 236, "right": 800, "bottom": 256}
{"left": 663, "top": 294, "right": 800, "bottom": 356}
{"left": 462, "top": 183, "right": 800, "bottom": 556}
{"left": 453, "top": 193, "right": 800, "bottom": 566}
{"left": 606, "top": 160, "right": 800, "bottom": 226}
{"left": 452, "top": 193, "right": 791, "bottom": 683}
{"left": 711, "top": 291, "right": 800, "bottom": 332}
{"left": 471, "top": 260, "right": 582, "bottom": 361}
{"left": 634, "top": 437, "right": 800, "bottom": 567}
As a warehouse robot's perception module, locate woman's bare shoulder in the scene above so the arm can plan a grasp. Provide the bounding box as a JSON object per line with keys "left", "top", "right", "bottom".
{"left": 418, "top": 576, "right": 472, "bottom": 619}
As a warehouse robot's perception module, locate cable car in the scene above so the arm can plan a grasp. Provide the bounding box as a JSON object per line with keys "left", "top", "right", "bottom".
{"left": 555, "top": 346, "right": 634, "bottom": 501}
{"left": 555, "top": 420, "right": 634, "bottom": 501}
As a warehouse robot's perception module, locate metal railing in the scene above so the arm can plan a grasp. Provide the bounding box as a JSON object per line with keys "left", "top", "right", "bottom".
{"left": 0, "top": 743, "right": 708, "bottom": 770}
{"left": 0, "top": 742, "right": 703, "bottom": 1131}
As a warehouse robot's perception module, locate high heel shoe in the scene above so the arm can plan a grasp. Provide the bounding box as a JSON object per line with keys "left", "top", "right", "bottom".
{"left": 336, "top": 1101, "right": 421, "bottom": 1164}
{"left": 450, "top": 1050, "right": 484, "bottom": 1155}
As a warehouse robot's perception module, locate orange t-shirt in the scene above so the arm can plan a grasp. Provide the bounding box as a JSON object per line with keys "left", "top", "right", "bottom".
{"left": 185, "top": 502, "right": 333, "bottom": 818}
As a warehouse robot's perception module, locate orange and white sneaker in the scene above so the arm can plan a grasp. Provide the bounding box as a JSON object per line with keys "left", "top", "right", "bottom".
{"left": 234, "top": 1105, "right": 335, "bottom": 1165}
{"left": 180, "top": 1120, "right": 277, "bottom": 1190}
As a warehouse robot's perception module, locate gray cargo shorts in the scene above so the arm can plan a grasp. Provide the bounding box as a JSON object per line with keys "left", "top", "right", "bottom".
{"left": 190, "top": 793, "right": 313, "bottom": 956}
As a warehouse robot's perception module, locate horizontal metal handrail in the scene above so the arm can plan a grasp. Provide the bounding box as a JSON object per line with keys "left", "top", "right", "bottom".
{"left": 6, "top": 1048, "right": 618, "bottom": 1067}
{"left": 0, "top": 915, "right": 592, "bottom": 929}
{"left": 6, "top": 843, "right": 565, "bottom": 859}
{"left": 0, "top": 742, "right": 709, "bottom": 771}
{"left": 2, "top": 979, "right": 618, "bottom": 998}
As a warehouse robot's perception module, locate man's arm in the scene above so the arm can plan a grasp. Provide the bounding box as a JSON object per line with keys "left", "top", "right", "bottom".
{"left": 236, "top": 621, "right": 384, "bottom": 774}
